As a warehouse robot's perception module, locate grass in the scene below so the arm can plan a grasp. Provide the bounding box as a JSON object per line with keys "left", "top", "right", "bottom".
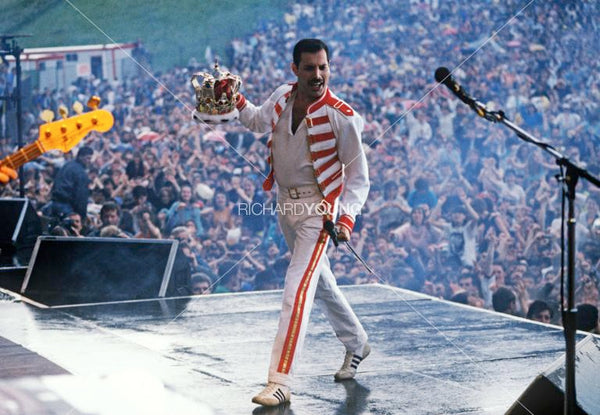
{"left": 1, "top": 0, "right": 288, "bottom": 71}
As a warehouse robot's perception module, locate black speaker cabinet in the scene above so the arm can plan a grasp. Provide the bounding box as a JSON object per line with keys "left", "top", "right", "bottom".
{"left": 506, "top": 335, "right": 600, "bottom": 415}
{"left": 0, "top": 198, "right": 43, "bottom": 265}
{"left": 0, "top": 266, "right": 28, "bottom": 293}
{"left": 20, "top": 236, "right": 179, "bottom": 307}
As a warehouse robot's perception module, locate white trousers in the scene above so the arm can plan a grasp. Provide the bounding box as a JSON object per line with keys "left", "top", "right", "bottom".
{"left": 268, "top": 193, "right": 368, "bottom": 387}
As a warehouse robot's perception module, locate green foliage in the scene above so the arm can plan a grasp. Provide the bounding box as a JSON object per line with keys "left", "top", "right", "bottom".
{"left": 1, "top": 0, "right": 287, "bottom": 71}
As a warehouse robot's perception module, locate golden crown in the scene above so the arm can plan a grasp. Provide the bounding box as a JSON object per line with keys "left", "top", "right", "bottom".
{"left": 191, "top": 62, "right": 242, "bottom": 124}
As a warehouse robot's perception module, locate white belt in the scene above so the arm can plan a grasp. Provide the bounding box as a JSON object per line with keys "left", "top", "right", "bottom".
{"left": 281, "top": 185, "right": 321, "bottom": 199}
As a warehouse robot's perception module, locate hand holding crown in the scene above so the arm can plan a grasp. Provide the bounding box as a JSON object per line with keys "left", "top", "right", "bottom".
{"left": 191, "top": 62, "right": 243, "bottom": 124}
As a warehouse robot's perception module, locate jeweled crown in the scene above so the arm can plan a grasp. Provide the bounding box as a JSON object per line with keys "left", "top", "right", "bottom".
{"left": 191, "top": 62, "right": 242, "bottom": 123}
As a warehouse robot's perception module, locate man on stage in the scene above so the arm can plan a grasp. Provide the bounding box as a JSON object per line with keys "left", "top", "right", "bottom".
{"left": 235, "top": 38, "right": 371, "bottom": 407}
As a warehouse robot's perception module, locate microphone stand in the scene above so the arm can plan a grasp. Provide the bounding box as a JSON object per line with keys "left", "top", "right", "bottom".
{"left": 1, "top": 35, "right": 29, "bottom": 197}
{"left": 324, "top": 220, "right": 375, "bottom": 275}
{"left": 476, "top": 109, "right": 600, "bottom": 415}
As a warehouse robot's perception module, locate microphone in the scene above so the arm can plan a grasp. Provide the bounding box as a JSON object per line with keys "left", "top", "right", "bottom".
{"left": 323, "top": 220, "right": 339, "bottom": 247}
{"left": 434, "top": 67, "right": 494, "bottom": 120}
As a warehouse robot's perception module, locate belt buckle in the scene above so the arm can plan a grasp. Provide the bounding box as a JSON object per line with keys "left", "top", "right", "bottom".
{"left": 289, "top": 187, "right": 300, "bottom": 199}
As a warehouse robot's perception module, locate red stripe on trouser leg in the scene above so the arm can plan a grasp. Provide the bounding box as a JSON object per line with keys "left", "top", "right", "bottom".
{"left": 276, "top": 230, "right": 329, "bottom": 374}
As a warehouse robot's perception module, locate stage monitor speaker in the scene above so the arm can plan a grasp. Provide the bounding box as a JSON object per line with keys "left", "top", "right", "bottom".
{"left": 506, "top": 335, "right": 600, "bottom": 415}
{"left": 0, "top": 198, "right": 43, "bottom": 265}
{"left": 0, "top": 266, "right": 28, "bottom": 293}
{"left": 20, "top": 236, "right": 179, "bottom": 307}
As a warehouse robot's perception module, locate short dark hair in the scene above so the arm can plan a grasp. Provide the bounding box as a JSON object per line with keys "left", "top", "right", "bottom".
{"left": 132, "top": 185, "right": 147, "bottom": 199}
{"left": 450, "top": 291, "right": 469, "bottom": 305}
{"left": 77, "top": 145, "right": 94, "bottom": 158}
{"left": 293, "top": 38, "right": 330, "bottom": 67}
{"left": 100, "top": 201, "right": 120, "bottom": 216}
{"left": 459, "top": 273, "right": 482, "bottom": 296}
{"left": 526, "top": 300, "right": 553, "bottom": 320}
{"left": 191, "top": 272, "right": 212, "bottom": 285}
{"left": 492, "top": 287, "right": 516, "bottom": 313}
{"left": 414, "top": 177, "right": 429, "bottom": 191}
{"left": 254, "top": 269, "right": 277, "bottom": 290}
{"left": 576, "top": 303, "right": 599, "bottom": 332}
{"left": 383, "top": 180, "right": 399, "bottom": 191}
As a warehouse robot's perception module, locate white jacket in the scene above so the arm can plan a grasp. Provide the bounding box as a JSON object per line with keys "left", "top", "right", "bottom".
{"left": 237, "top": 83, "right": 369, "bottom": 232}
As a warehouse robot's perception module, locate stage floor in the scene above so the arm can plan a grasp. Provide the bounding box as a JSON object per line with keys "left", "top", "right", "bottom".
{"left": 0, "top": 284, "right": 582, "bottom": 414}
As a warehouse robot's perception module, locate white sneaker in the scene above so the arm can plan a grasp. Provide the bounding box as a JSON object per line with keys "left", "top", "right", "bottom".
{"left": 334, "top": 343, "right": 370, "bottom": 381}
{"left": 252, "top": 382, "right": 291, "bottom": 406}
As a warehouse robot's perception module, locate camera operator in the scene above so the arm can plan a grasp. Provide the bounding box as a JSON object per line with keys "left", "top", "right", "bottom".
{"left": 62, "top": 212, "right": 84, "bottom": 236}
{"left": 50, "top": 212, "right": 84, "bottom": 237}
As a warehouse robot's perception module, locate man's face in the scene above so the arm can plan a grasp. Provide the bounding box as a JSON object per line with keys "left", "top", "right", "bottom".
{"left": 135, "top": 194, "right": 147, "bottom": 205}
{"left": 458, "top": 277, "right": 474, "bottom": 293}
{"left": 532, "top": 310, "right": 552, "bottom": 323}
{"left": 181, "top": 186, "right": 192, "bottom": 202}
{"left": 160, "top": 189, "right": 171, "bottom": 203}
{"left": 492, "top": 265, "right": 505, "bottom": 285}
{"left": 376, "top": 238, "right": 388, "bottom": 252}
{"left": 451, "top": 211, "right": 466, "bottom": 225}
{"left": 511, "top": 270, "right": 524, "bottom": 285}
{"left": 192, "top": 281, "right": 211, "bottom": 295}
{"left": 67, "top": 214, "right": 82, "bottom": 231}
{"left": 102, "top": 209, "right": 120, "bottom": 226}
{"left": 215, "top": 193, "right": 226, "bottom": 207}
{"left": 411, "top": 209, "right": 424, "bottom": 224}
{"left": 333, "top": 262, "right": 346, "bottom": 275}
{"left": 292, "top": 49, "right": 330, "bottom": 101}
{"left": 80, "top": 154, "right": 93, "bottom": 168}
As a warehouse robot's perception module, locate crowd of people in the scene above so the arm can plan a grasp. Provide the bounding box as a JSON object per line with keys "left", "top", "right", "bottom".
{"left": 1, "top": 0, "right": 599, "bottom": 333}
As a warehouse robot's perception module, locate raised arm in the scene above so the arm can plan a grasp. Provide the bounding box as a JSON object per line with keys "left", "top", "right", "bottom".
{"left": 237, "top": 84, "right": 293, "bottom": 134}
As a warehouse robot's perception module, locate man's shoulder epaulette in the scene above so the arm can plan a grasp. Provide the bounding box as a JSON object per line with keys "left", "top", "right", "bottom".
{"left": 325, "top": 93, "right": 354, "bottom": 117}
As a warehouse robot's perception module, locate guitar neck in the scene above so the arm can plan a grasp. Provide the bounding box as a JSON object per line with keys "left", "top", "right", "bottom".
{"left": 0, "top": 141, "right": 45, "bottom": 170}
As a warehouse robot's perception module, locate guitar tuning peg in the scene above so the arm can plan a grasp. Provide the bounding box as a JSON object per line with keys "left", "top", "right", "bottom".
{"left": 40, "top": 109, "right": 55, "bottom": 123}
{"left": 72, "top": 101, "right": 84, "bottom": 114}
{"left": 87, "top": 96, "right": 101, "bottom": 110}
{"left": 58, "top": 105, "right": 68, "bottom": 119}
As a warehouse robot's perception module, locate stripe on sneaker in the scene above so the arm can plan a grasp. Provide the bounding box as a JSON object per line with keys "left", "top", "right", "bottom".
{"left": 274, "top": 389, "right": 285, "bottom": 403}
{"left": 351, "top": 355, "right": 363, "bottom": 369}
